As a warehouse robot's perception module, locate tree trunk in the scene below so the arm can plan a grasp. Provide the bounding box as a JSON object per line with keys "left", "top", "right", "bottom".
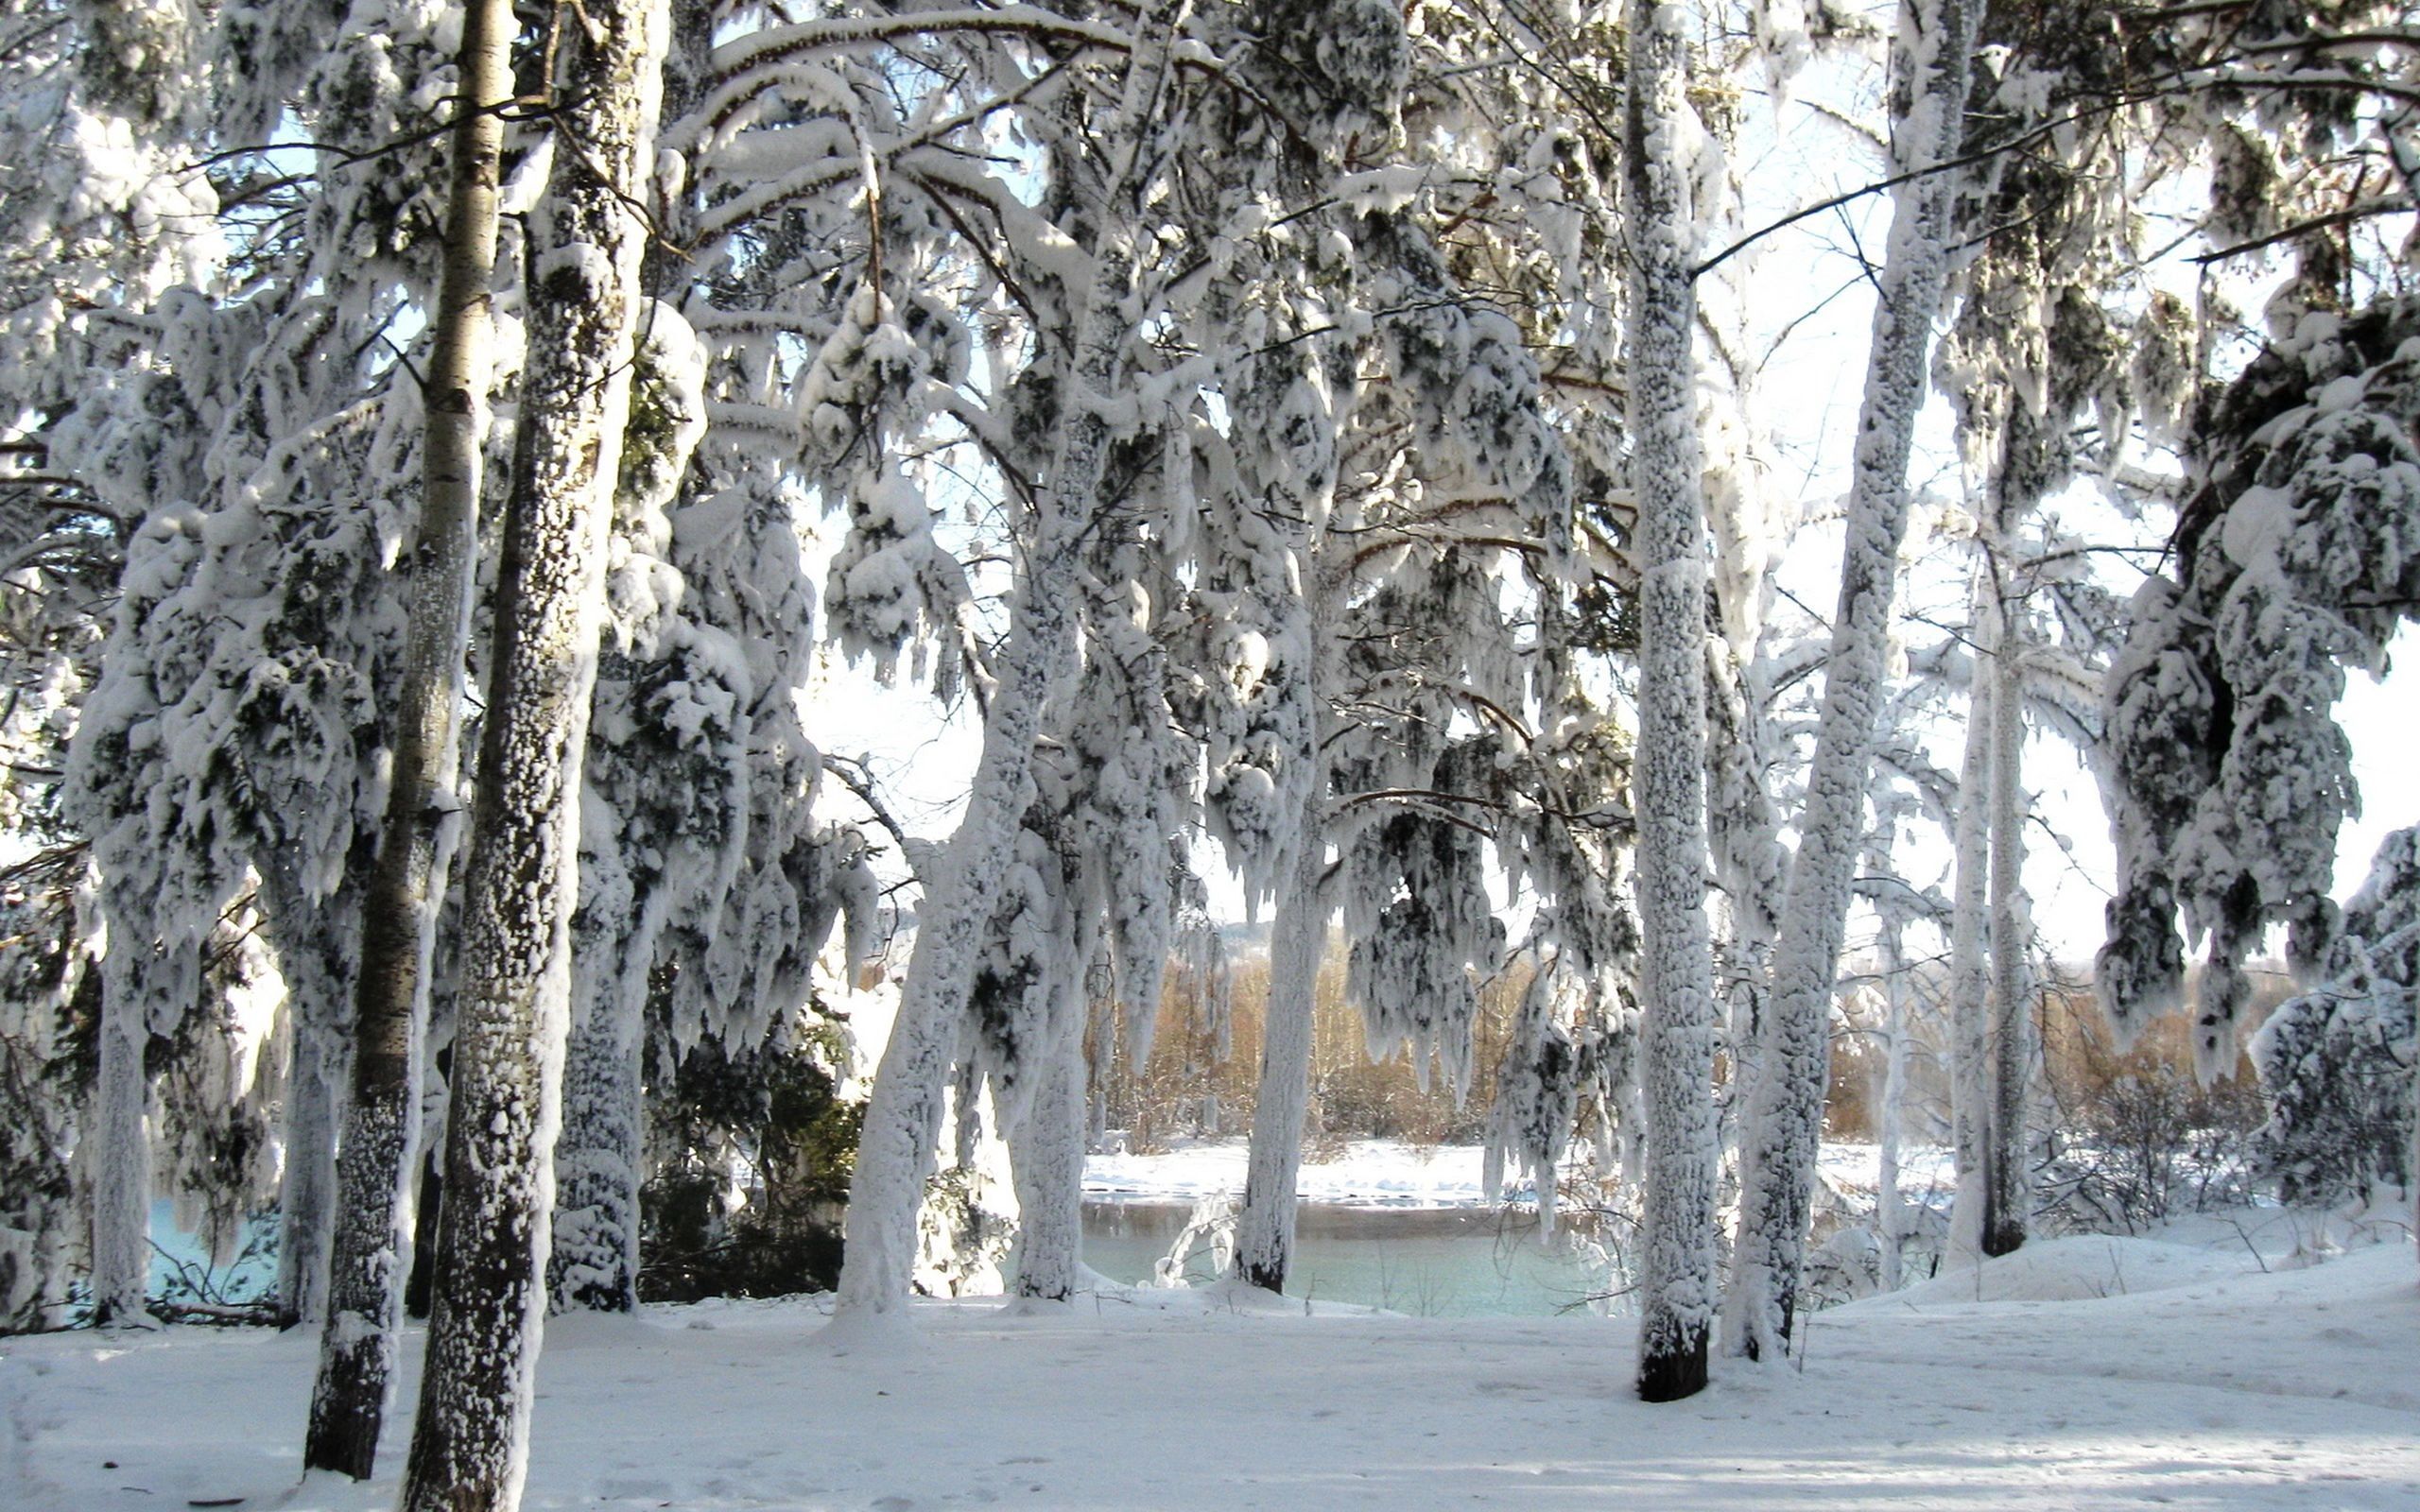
{"left": 1232, "top": 719, "right": 1330, "bottom": 1294}
{"left": 302, "top": 0, "right": 510, "bottom": 1474}
{"left": 547, "top": 911, "right": 648, "bottom": 1314}
{"left": 1009, "top": 1007, "right": 1086, "bottom": 1303}
{"left": 274, "top": 977, "right": 341, "bottom": 1330}
{"left": 89, "top": 964, "right": 153, "bottom": 1327}
{"left": 1981, "top": 580, "right": 2031, "bottom": 1259}
{"left": 1624, "top": 0, "right": 1720, "bottom": 1405}
{"left": 1876, "top": 892, "right": 1908, "bottom": 1294}
{"left": 266, "top": 866, "right": 357, "bottom": 1332}
{"left": 1726, "top": 0, "right": 1984, "bottom": 1361}
{"left": 1946, "top": 572, "right": 1993, "bottom": 1265}
{"left": 396, "top": 0, "right": 669, "bottom": 1503}
{"left": 834, "top": 2, "right": 1190, "bottom": 1324}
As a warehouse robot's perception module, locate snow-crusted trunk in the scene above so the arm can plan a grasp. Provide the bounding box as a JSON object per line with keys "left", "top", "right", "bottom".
{"left": 1232, "top": 651, "right": 1332, "bottom": 1293}
{"left": 547, "top": 910, "right": 648, "bottom": 1313}
{"left": 302, "top": 0, "right": 510, "bottom": 1474}
{"left": 1981, "top": 582, "right": 2030, "bottom": 1259}
{"left": 265, "top": 864, "right": 358, "bottom": 1332}
{"left": 1706, "top": 641, "right": 1779, "bottom": 1149}
{"left": 89, "top": 961, "right": 155, "bottom": 1326}
{"left": 396, "top": 0, "right": 667, "bottom": 1503}
{"left": 1009, "top": 1003, "right": 1086, "bottom": 1303}
{"left": 274, "top": 964, "right": 343, "bottom": 1330}
{"left": 835, "top": 3, "right": 1190, "bottom": 1324}
{"left": 544, "top": 0, "right": 720, "bottom": 1319}
{"left": 1624, "top": 0, "right": 1720, "bottom": 1405}
{"left": 835, "top": 603, "right": 1081, "bottom": 1318}
{"left": 1725, "top": 0, "right": 1984, "bottom": 1362}
{"left": 1876, "top": 907, "right": 1908, "bottom": 1293}
{"left": 1945, "top": 576, "right": 1993, "bottom": 1265}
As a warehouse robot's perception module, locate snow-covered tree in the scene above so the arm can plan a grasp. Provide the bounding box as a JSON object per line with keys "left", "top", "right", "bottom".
{"left": 1727, "top": 0, "right": 1986, "bottom": 1362}
{"left": 14, "top": 0, "right": 229, "bottom": 1332}
{"left": 302, "top": 0, "right": 508, "bottom": 1474}
{"left": 2102, "top": 294, "right": 2420, "bottom": 1079}
{"left": 2249, "top": 825, "right": 2417, "bottom": 1210}
{"left": 1622, "top": 0, "right": 1720, "bottom": 1404}
{"left": 836, "top": 0, "right": 1201, "bottom": 1324}
{"left": 398, "top": 0, "right": 671, "bottom": 1503}
{"left": 0, "top": 427, "right": 119, "bottom": 1333}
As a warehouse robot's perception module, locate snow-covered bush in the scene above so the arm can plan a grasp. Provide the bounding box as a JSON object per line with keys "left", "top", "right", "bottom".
{"left": 2036, "top": 1003, "right": 2268, "bottom": 1234}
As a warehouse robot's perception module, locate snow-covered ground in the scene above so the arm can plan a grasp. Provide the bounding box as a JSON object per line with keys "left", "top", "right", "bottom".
{"left": 8, "top": 1225, "right": 2416, "bottom": 1509}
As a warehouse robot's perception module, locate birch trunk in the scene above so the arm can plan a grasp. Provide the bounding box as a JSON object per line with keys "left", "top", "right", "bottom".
{"left": 835, "top": 2, "right": 1191, "bottom": 1323}
{"left": 1624, "top": 0, "right": 1720, "bottom": 1404}
{"left": 1726, "top": 0, "right": 1984, "bottom": 1362}
{"left": 302, "top": 0, "right": 509, "bottom": 1472}
{"left": 396, "top": 0, "right": 668, "bottom": 1501}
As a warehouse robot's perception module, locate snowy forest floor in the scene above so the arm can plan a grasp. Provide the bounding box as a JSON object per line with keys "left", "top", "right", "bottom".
{"left": 7, "top": 1228, "right": 2416, "bottom": 1510}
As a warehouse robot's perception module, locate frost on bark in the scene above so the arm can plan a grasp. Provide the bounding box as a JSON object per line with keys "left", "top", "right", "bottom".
{"left": 835, "top": 1, "right": 1195, "bottom": 1324}
{"left": 1981, "top": 579, "right": 2031, "bottom": 1258}
{"left": 305, "top": 0, "right": 511, "bottom": 1476}
{"left": 549, "top": 906, "right": 651, "bottom": 1314}
{"left": 1623, "top": 0, "right": 1720, "bottom": 1405}
{"left": 260, "top": 857, "right": 361, "bottom": 1331}
{"left": 396, "top": 0, "right": 669, "bottom": 1502}
{"left": 1726, "top": 0, "right": 1985, "bottom": 1363}
{"left": 1945, "top": 574, "right": 1994, "bottom": 1264}
{"left": 1232, "top": 687, "right": 1332, "bottom": 1293}
{"left": 89, "top": 959, "right": 159, "bottom": 1325}
{"left": 1008, "top": 1005, "right": 1088, "bottom": 1304}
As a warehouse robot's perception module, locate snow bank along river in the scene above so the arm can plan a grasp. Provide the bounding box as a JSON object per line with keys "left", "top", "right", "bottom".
{"left": 1080, "top": 1139, "right": 1614, "bottom": 1315}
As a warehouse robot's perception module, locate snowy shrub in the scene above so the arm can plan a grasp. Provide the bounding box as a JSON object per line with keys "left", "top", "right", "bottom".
{"left": 2036, "top": 981, "right": 2270, "bottom": 1234}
